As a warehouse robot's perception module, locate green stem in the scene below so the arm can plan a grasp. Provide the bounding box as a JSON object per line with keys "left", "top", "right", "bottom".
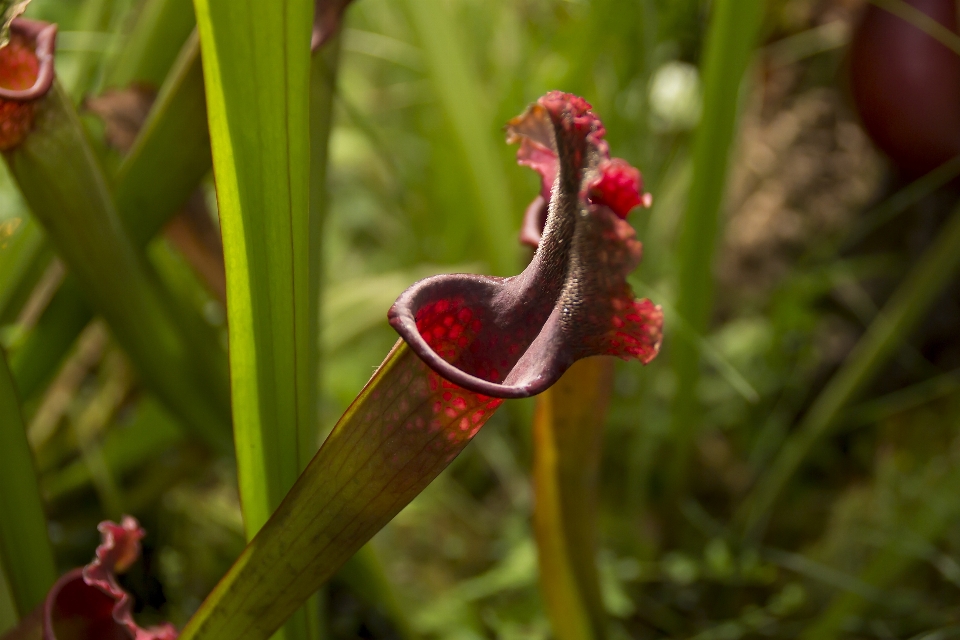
{"left": 4, "top": 82, "right": 232, "bottom": 453}
{"left": 179, "top": 342, "right": 504, "bottom": 640}
{"left": 9, "top": 33, "right": 213, "bottom": 405}
{"left": 738, "top": 202, "right": 960, "bottom": 539}
{"left": 0, "top": 348, "right": 56, "bottom": 617}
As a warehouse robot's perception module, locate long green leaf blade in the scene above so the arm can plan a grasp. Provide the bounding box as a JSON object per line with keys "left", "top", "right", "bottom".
{"left": 0, "top": 348, "right": 56, "bottom": 617}
{"left": 191, "top": 0, "right": 313, "bottom": 536}
{"left": 107, "top": 0, "right": 196, "bottom": 88}
{"left": 191, "top": 1, "right": 316, "bottom": 638}
{"left": 307, "top": 30, "right": 340, "bottom": 467}
{"left": 115, "top": 32, "right": 211, "bottom": 246}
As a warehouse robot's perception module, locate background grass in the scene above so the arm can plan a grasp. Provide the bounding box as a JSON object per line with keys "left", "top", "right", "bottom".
{"left": 3, "top": 0, "right": 960, "bottom": 638}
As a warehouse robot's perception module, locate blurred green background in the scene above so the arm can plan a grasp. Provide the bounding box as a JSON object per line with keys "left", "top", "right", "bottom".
{"left": 4, "top": 0, "right": 960, "bottom": 638}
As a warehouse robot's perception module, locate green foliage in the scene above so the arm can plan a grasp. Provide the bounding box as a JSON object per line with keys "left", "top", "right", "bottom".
{"left": 0, "top": 349, "right": 55, "bottom": 617}
{"left": 2, "top": 0, "right": 960, "bottom": 639}
{"left": 670, "top": 0, "right": 764, "bottom": 493}
{"left": 3, "top": 81, "right": 232, "bottom": 452}
{"left": 190, "top": 2, "right": 318, "bottom": 639}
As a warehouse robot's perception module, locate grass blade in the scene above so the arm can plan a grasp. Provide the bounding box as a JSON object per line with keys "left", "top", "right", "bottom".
{"left": 802, "top": 432, "right": 960, "bottom": 639}
{"left": 0, "top": 348, "right": 56, "bottom": 617}
{"left": 738, "top": 202, "right": 960, "bottom": 538}
{"left": 668, "top": 0, "right": 764, "bottom": 492}
{"left": 533, "top": 357, "right": 614, "bottom": 640}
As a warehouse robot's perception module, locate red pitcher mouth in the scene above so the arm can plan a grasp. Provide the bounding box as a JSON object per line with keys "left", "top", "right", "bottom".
{"left": 389, "top": 92, "right": 662, "bottom": 399}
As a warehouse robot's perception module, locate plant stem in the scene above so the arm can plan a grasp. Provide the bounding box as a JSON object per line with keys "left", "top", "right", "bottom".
{"left": 0, "top": 348, "right": 56, "bottom": 617}
{"left": 179, "top": 342, "right": 504, "bottom": 640}
{"left": 4, "top": 81, "right": 232, "bottom": 453}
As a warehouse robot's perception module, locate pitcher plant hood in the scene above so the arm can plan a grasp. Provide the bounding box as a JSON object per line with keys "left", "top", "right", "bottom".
{"left": 389, "top": 91, "right": 663, "bottom": 399}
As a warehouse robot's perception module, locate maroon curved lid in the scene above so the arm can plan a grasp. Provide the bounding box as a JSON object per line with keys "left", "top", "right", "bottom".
{"left": 389, "top": 92, "right": 662, "bottom": 399}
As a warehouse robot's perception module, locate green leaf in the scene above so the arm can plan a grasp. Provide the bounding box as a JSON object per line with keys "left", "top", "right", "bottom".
{"left": 191, "top": 0, "right": 313, "bottom": 532}
{"left": 179, "top": 341, "right": 504, "bottom": 640}
{"left": 0, "top": 1, "right": 30, "bottom": 48}
{"left": 668, "top": 0, "right": 764, "bottom": 492}
{"left": 190, "top": 1, "right": 318, "bottom": 638}
{"left": 802, "top": 435, "right": 960, "bottom": 639}
{"left": 0, "top": 348, "right": 56, "bottom": 617}
{"left": 532, "top": 357, "right": 613, "bottom": 640}
{"left": 0, "top": 560, "right": 17, "bottom": 636}
{"left": 58, "top": 0, "right": 120, "bottom": 99}
{"left": 308, "top": 29, "right": 341, "bottom": 465}
{"left": 41, "top": 396, "right": 184, "bottom": 502}
{"left": 3, "top": 82, "right": 232, "bottom": 453}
